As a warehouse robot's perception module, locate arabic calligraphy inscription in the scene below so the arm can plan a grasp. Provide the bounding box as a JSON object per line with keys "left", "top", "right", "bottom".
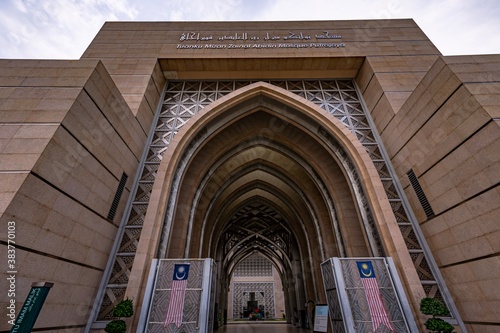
{"left": 177, "top": 30, "right": 345, "bottom": 50}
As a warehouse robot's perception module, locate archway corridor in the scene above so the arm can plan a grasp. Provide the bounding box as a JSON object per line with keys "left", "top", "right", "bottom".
{"left": 218, "top": 322, "right": 310, "bottom": 333}
{"left": 152, "top": 82, "right": 399, "bottom": 330}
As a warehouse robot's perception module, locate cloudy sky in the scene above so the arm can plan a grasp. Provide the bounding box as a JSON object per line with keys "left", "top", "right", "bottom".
{"left": 1, "top": 0, "right": 499, "bottom": 59}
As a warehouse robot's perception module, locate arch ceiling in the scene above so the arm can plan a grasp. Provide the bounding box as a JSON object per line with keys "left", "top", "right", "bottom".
{"left": 99, "top": 81, "right": 435, "bottom": 322}
{"left": 158, "top": 82, "right": 384, "bottom": 302}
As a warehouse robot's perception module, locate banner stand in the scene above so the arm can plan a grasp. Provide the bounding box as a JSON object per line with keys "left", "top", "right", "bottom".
{"left": 321, "top": 257, "right": 419, "bottom": 333}
{"left": 138, "top": 259, "right": 216, "bottom": 333}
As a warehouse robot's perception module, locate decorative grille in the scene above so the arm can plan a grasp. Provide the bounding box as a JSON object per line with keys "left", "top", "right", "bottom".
{"left": 234, "top": 253, "right": 273, "bottom": 277}
{"left": 321, "top": 260, "right": 345, "bottom": 333}
{"left": 407, "top": 169, "right": 435, "bottom": 218}
{"left": 341, "top": 259, "right": 408, "bottom": 332}
{"left": 95, "top": 79, "right": 443, "bottom": 321}
{"left": 232, "top": 282, "right": 275, "bottom": 319}
{"left": 108, "top": 173, "right": 128, "bottom": 221}
{"left": 147, "top": 260, "right": 205, "bottom": 333}
{"left": 321, "top": 258, "right": 415, "bottom": 333}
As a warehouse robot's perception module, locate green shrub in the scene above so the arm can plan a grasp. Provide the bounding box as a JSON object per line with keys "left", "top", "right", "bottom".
{"left": 105, "top": 299, "right": 134, "bottom": 333}
{"left": 420, "top": 297, "right": 450, "bottom": 317}
{"left": 113, "top": 298, "right": 134, "bottom": 318}
{"left": 104, "top": 319, "right": 126, "bottom": 333}
{"left": 419, "top": 298, "right": 455, "bottom": 333}
{"left": 424, "top": 318, "right": 455, "bottom": 333}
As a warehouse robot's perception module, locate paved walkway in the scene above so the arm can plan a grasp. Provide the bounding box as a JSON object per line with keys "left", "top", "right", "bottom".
{"left": 216, "top": 321, "right": 311, "bottom": 333}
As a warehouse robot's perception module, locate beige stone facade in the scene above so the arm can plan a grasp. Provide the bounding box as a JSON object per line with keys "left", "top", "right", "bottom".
{"left": 0, "top": 20, "right": 498, "bottom": 333}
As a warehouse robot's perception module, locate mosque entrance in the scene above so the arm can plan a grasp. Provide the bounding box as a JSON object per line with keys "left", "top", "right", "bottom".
{"left": 146, "top": 80, "right": 419, "bottom": 331}
{"left": 92, "top": 79, "right": 448, "bottom": 332}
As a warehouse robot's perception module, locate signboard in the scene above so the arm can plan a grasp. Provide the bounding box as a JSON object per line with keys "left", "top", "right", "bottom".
{"left": 313, "top": 304, "right": 328, "bottom": 332}
{"left": 10, "top": 282, "right": 53, "bottom": 333}
{"left": 176, "top": 30, "right": 345, "bottom": 50}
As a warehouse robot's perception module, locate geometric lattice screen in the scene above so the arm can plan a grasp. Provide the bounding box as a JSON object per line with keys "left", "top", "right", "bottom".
{"left": 95, "top": 79, "right": 445, "bottom": 321}
{"left": 233, "top": 254, "right": 273, "bottom": 277}
{"left": 321, "top": 257, "right": 418, "bottom": 333}
{"left": 321, "top": 258, "right": 345, "bottom": 333}
{"left": 232, "top": 282, "right": 275, "bottom": 320}
{"left": 140, "top": 259, "right": 216, "bottom": 333}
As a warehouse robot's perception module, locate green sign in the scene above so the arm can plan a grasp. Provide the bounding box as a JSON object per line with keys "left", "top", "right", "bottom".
{"left": 10, "top": 282, "right": 53, "bottom": 333}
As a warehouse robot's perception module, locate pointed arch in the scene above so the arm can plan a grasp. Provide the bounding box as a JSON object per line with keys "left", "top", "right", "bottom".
{"left": 155, "top": 81, "right": 398, "bottom": 255}
{"left": 125, "top": 81, "right": 423, "bottom": 317}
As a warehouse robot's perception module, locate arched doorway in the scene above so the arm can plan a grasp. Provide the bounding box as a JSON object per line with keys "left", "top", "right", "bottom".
{"left": 132, "top": 81, "right": 422, "bottom": 329}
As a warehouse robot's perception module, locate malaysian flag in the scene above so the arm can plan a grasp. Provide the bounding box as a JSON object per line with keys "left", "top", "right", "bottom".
{"left": 164, "top": 264, "right": 190, "bottom": 328}
{"left": 356, "top": 261, "right": 394, "bottom": 332}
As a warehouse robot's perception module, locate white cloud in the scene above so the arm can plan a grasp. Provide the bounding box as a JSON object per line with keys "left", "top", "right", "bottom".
{"left": 0, "top": 0, "right": 499, "bottom": 58}
{"left": 409, "top": 0, "right": 500, "bottom": 55}
{"left": 255, "top": 0, "right": 398, "bottom": 21}
{"left": 156, "top": 0, "right": 267, "bottom": 21}
{"left": 0, "top": 0, "right": 138, "bottom": 59}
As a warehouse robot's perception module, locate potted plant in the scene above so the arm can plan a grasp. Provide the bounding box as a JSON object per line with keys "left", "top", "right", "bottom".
{"left": 105, "top": 298, "right": 134, "bottom": 333}
{"left": 419, "top": 297, "right": 456, "bottom": 333}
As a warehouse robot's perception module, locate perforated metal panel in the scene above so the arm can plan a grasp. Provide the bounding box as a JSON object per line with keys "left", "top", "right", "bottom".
{"left": 341, "top": 260, "right": 407, "bottom": 332}
{"left": 321, "top": 260, "right": 345, "bottom": 333}
{"left": 140, "top": 259, "right": 216, "bottom": 333}
{"left": 321, "top": 258, "right": 418, "bottom": 333}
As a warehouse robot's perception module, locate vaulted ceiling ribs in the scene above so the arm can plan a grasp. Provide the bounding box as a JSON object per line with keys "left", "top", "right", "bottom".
{"left": 221, "top": 201, "right": 294, "bottom": 276}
